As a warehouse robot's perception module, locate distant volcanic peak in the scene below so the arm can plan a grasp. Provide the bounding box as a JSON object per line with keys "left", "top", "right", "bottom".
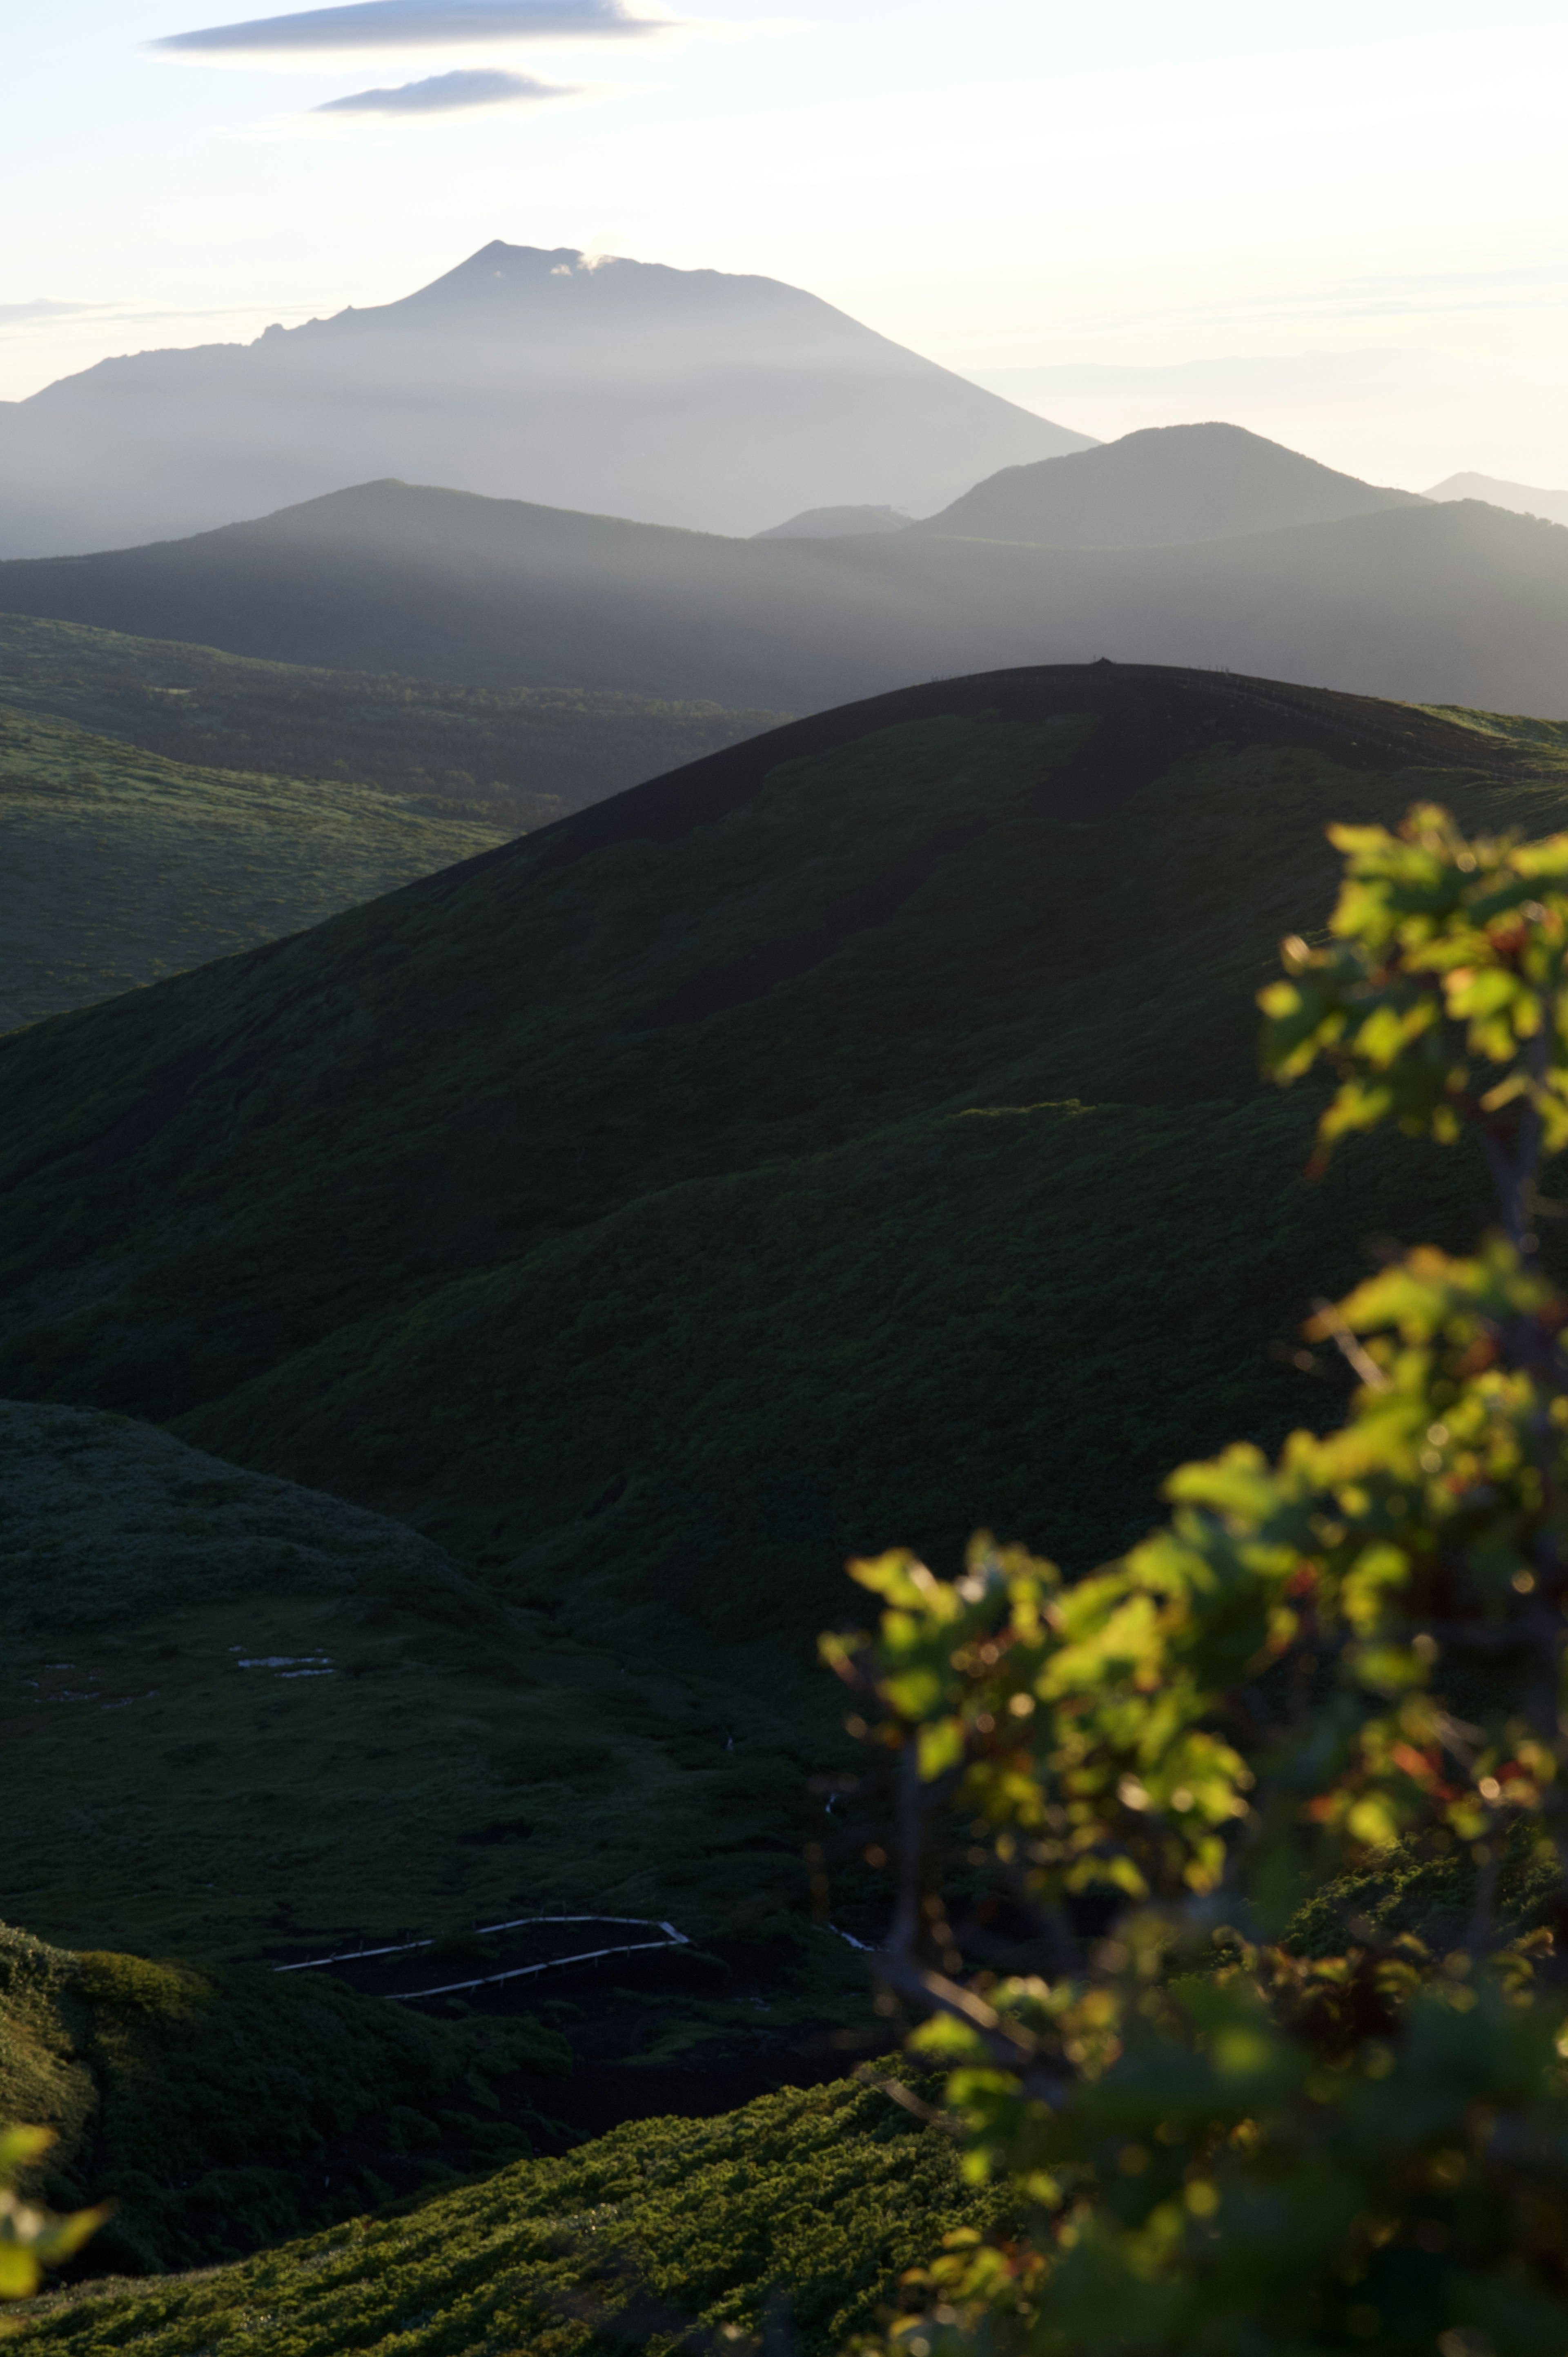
{"left": 359, "top": 239, "right": 827, "bottom": 333}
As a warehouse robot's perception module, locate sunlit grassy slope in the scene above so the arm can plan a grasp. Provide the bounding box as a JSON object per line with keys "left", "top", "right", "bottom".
{"left": 4, "top": 663, "right": 1568, "bottom": 1971}
{"left": 0, "top": 611, "right": 787, "bottom": 837}
{"left": 0, "top": 1916, "right": 566, "bottom": 2276}
{"left": 0, "top": 706, "right": 508, "bottom": 1030}
{"left": 16, "top": 2081, "right": 983, "bottom": 2357}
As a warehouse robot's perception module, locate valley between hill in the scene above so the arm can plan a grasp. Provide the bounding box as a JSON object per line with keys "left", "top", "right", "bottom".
{"left": 0, "top": 611, "right": 788, "bottom": 839}
{"left": 0, "top": 706, "right": 509, "bottom": 1030}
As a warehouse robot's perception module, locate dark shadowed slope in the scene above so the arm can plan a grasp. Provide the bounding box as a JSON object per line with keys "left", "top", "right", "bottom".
{"left": 0, "top": 1400, "right": 847, "bottom": 1962}
{"left": 0, "top": 662, "right": 1561, "bottom": 1612}
{"left": 0, "top": 241, "right": 1092, "bottom": 556}
{"left": 909, "top": 422, "right": 1425, "bottom": 545}
{"left": 3, "top": 482, "right": 1566, "bottom": 716}
{"left": 5, "top": 662, "right": 1568, "bottom": 1965}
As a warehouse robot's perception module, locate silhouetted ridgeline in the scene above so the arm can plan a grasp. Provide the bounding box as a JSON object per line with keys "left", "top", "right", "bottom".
{"left": 909, "top": 420, "right": 1425, "bottom": 544}
{"left": 2, "top": 482, "right": 1565, "bottom": 715}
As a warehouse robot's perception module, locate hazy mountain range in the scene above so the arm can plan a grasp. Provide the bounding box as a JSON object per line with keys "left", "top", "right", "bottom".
{"left": 1426, "top": 471, "right": 1568, "bottom": 528}
{"left": 755, "top": 503, "right": 913, "bottom": 539}
{"left": 912, "top": 421, "right": 1426, "bottom": 544}
{"left": 3, "top": 437, "right": 1565, "bottom": 716}
{"left": 0, "top": 241, "right": 1093, "bottom": 557}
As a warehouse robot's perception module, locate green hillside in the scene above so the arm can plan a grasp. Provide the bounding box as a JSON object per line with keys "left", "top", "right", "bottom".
{"left": 0, "top": 1402, "right": 873, "bottom": 1982}
{"left": 0, "top": 611, "right": 788, "bottom": 837}
{"left": 4, "top": 664, "right": 1568, "bottom": 1981}
{"left": 0, "top": 705, "right": 508, "bottom": 1030}
{"left": 0, "top": 1918, "right": 566, "bottom": 2276}
{"left": 15, "top": 2080, "right": 983, "bottom": 2357}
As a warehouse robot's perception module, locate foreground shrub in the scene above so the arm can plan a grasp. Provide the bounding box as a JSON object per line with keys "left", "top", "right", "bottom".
{"left": 825, "top": 804, "right": 1568, "bottom": 2354}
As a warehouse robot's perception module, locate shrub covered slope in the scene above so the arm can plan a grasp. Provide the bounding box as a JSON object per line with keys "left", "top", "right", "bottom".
{"left": 15, "top": 2081, "right": 984, "bottom": 2357}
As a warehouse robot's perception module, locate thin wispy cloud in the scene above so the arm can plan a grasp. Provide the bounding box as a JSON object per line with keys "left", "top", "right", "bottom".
{"left": 314, "top": 65, "right": 574, "bottom": 109}
{"left": 153, "top": 0, "right": 664, "bottom": 54}
{"left": 0, "top": 300, "right": 92, "bottom": 323}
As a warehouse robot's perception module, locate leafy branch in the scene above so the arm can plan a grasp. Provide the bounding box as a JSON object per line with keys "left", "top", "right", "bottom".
{"left": 821, "top": 803, "right": 1568, "bottom": 2355}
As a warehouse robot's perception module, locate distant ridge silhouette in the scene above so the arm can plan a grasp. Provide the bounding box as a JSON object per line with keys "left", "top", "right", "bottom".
{"left": 0, "top": 241, "right": 1094, "bottom": 557}
{"left": 3, "top": 477, "right": 1566, "bottom": 717}
{"left": 754, "top": 504, "right": 911, "bottom": 539}
{"left": 909, "top": 421, "right": 1424, "bottom": 547}
{"left": 1426, "top": 472, "right": 1568, "bottom": 529}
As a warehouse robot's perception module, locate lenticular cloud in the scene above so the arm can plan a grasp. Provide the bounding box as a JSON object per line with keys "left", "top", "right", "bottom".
{"left": 315, "top": 64, "right": 573, "bottom": 107}
{"left": 155, "top": 0, "right": 659, "bottom": 53}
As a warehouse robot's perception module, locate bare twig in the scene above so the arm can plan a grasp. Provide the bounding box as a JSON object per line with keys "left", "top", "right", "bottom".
{"left": 1307, "top": 1298, "right": 1391, "bottom": 1391}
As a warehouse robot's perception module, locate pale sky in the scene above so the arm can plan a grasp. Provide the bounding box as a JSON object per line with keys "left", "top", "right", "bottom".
{"left": 3, "top": 0, "right": 1567, "bottom": 491}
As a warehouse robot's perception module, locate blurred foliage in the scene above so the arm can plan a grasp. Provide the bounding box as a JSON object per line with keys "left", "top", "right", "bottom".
{"left": 0, "top": 2129, "right": 100, "bottom": 2310}
{"left": 826, "top": 803, "right": 1568, "bottom": 2353}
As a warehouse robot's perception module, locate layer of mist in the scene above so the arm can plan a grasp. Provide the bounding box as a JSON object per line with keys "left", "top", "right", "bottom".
{"left": 3, "top": 477, "right": 1565, "bottom": 718}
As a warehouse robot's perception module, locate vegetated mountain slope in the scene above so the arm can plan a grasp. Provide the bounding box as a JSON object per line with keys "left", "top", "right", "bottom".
{"left": 3, "top": 481, "right": 1567, "bottom": 716}
{"left": 754, "top": 504, "right": 911, "bottom": 538}
{"left": 1, "top": 664, "right": 1565, "bottom": 1662}
{"left": 0, "top": 705, "right": 508, "bottom": 1030}
{"left": 908, "top": 422, "right": 1425, "bottom": 545}
{"left": 0, "top": 611, "right": 787, "bottom": 835}
{"left": 17, "top": 2081, "right": 983, "bottom": 2357}
{"left": 0, "top": 1403, "right": 868, "bottom": 1976}
{"left": 0, "top": 240, "right": 1091, "bottom": 556}
{"left": 1425, "top": 471, "right": 1568, "bottom": 528}
{"left": 0, "top": 1911, "right": 566, "bottom": 2276}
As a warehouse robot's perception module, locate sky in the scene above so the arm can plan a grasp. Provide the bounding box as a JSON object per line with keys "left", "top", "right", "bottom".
{"left": 2, "top": 0, "right": 1566, "bottom": 491}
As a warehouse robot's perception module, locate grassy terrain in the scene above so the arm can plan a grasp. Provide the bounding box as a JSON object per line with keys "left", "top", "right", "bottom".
{"left": 0, "top": 706, "right": 508, "bottom": 1030}
{"left": 0, "top": 611, "right": 788, "bottom": 838}
{"left": 0, "top": 1920, "right": 567, "bottom": 2276}
{"left": 14, "top": 2080, "right": 982, "bottom": 2356}
{"left": 0, "top": 1403, "right": 880, "bottom": 1982}
{"left": 3, "top": 662, "right": 1567, "bottom": 1971}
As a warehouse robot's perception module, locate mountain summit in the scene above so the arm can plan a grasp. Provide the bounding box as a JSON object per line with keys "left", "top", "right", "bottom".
{"left": 0, "top": 242, "right": 1094, "bottom": 557}
{"left": 910, "top": 421, "right": 1424, "bottom": 546}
